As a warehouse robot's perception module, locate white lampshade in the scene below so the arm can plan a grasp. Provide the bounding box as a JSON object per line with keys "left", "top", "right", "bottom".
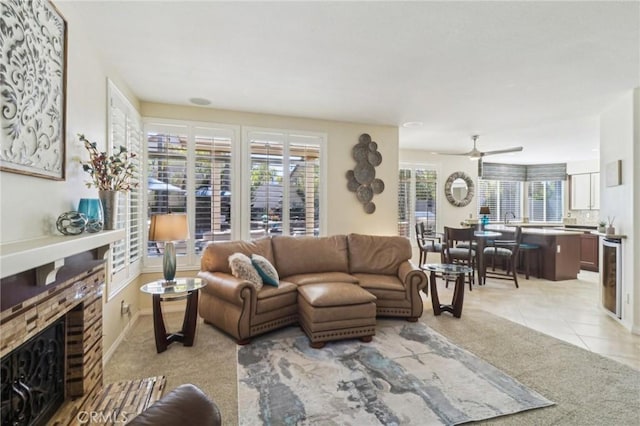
{"left": 148, "top": 213, "right": 190, "bottom": 242}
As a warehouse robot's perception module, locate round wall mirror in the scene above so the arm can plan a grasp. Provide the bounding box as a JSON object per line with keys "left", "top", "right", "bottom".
{"left": 445, "top": 172, "right": 475, "bottom": 207}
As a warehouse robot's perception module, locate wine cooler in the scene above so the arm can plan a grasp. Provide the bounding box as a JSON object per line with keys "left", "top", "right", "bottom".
{"left": 601, "top": 238, "right": 622, "bottom": 318}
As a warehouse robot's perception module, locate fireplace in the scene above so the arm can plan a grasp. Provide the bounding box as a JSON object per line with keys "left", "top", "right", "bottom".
{"left": 1, "top": 317, "right": 66, "bottom": 425}
{"left": 601, "top": 238, "right": 622, "bottom": 318}
{"left": 0, "top": 257, "right": 105, "bottom": 425}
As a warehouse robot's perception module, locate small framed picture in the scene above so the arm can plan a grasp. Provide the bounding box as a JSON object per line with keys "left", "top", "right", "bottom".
{"left": 605, "top": 160, "right": 621, "bottom": 187}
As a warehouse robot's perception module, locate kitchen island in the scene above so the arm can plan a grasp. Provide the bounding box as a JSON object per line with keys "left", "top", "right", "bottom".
{"left": 486, "top": 225, "right": 583, "bottom": 281}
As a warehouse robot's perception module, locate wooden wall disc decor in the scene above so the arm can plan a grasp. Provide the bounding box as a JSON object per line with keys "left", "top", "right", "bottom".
{"left": 346, "top": 133, "right": 385, "bottom": 214}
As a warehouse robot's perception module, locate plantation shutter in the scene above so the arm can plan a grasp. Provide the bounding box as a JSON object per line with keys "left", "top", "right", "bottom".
{"left": 248, "top": 132, "right": 285, "bottom": 239}
{"left": 398, "top": 168, "right": 411, "bottom": 237}
{"left": 107, "top": 81, "right": 142, "bottom": 297}
{"left": 288, "top": 136, "right": 321, "bottom": 236}
{"left": 194, "top": 127, "right": 234, "bottom": 253}
{"left": 146, "top": 125, "right": 188, "bottom": 257}
{"left": 415, "top": 169, "right": 437, "bottom": 233}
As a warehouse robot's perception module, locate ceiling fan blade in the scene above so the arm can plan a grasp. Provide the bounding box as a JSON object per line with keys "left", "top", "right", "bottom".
{"left": 435, "top": 151, "right": 472, "bottom": 156}
{"left": 481, "top": 146, "right": 523, "bottom": 156}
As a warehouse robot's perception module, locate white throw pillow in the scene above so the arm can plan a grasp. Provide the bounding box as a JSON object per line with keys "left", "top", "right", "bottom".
{"left": 251, "top": 254, "right": 279, "bottom": 287}
{"left": 228, "top": 253, "right": 263, "bottom": 290}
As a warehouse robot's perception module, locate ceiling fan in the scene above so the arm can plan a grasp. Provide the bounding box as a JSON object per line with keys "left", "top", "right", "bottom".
{"left": 439, "top": 135, "right": 523, "bottom": 160}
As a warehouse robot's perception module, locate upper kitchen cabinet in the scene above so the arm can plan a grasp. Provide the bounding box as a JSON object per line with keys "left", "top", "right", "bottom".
{"left": 570, "top": 172, "right": 599, "bottom": 210}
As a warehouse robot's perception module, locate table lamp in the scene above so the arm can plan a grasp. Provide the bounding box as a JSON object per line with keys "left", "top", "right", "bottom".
{"left": 479, "top": 206, "right": 491, "bottom": 230}
{"left": 148, "top": 213, "right": 189, "bottom": 282}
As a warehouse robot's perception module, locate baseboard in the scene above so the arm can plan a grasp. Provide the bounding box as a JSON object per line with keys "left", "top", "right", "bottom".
{"left": 103, "top": 310, "right": 140, "bottom": 366}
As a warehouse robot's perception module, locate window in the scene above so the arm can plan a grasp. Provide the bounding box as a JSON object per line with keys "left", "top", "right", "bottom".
{"left": 245, "top": 129, "right": 324, "bottom": 239}
{"left": 398, "top": 165, "right": 437, "bottom": 238}
{"left": 528, "top": 181, "right": 564, "bottom": 222}
{"left": 477, "top": 180, "right": 522, "bottom": 222}
{"left": 143, "top": 122, "right": 325, "bottom": 270}
{"left": 107, "top": 81, "right": 142, "bottom": 298}
{"left": 145, "top": 121, "right": 237, "bottom": 268}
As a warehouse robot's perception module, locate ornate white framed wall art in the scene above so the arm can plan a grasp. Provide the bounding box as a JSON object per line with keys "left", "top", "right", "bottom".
{"left": 0, "top": 0, "right": 67, "bottom": 180}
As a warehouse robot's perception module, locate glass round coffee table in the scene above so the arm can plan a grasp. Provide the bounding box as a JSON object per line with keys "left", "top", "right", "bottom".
{"left": 140, "top": 278, "right": 206, "bottom": 353}
{"left": 424, "top": 264, "right": 473, "bottom": 318}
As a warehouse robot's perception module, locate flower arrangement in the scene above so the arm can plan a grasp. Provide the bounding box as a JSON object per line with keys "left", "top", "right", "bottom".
{"left": 79, "top": 134, "right": 137, "bottom": 191}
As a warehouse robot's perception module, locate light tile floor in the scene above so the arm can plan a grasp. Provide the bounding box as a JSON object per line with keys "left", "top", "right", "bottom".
{"left": 424, "top": 262, "right": 640, "bottom": 370}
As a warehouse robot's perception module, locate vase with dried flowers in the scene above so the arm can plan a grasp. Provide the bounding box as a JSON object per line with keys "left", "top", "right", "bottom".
{"left": 79, "top": 134, "right": 137, "bottom": 230}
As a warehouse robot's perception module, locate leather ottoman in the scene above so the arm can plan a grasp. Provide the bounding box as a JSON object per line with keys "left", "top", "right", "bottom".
{"left": 297, "top": 283, "right": 377, "bottom": 348}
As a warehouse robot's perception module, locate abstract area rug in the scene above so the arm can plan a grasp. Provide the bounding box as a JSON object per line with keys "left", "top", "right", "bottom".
{"left": 237, "top": 322, "right": 554, "bottom": 425}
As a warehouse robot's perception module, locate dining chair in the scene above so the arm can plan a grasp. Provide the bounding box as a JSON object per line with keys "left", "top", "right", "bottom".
{"left": 482, "top": 226, "right": 523, "bottom": 288}
{"left": 442, "top": 226, "right": 476, "bottom": 290}
{"left": 415, "top": 222, "right": 443, "bottom": 267}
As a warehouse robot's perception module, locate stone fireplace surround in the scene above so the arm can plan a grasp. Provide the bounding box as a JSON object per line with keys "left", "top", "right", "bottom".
{"left": 0, "top": 232, "right": 164, "bottom": 424}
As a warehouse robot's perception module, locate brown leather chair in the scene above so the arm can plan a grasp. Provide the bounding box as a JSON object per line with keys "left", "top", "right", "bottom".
{"left": 442, "top": 226, "right": 476, "bottom": 290}
{"left": 127, "top": 384, "right": 221, "bottom": 426}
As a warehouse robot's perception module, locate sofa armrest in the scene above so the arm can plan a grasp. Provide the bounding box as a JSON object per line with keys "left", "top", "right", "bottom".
{"left": 398, "top": 260, "right": 428, "bottom": 295}
{"left": 198, "top": 271, "right": 255, "bottom": 305}
{"left": 127, "top": 384, "right": 221, "bottom": 426}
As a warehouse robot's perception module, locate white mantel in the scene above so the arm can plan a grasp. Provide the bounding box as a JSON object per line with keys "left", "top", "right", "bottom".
{"left": 0, "top": 230, "right": 125, "bottom": 283}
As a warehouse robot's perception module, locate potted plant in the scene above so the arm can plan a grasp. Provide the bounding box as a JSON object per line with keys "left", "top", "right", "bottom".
{"left": 598, "top": 221, "right": 606, "bottom": 233}
{"left": 79, "top": 134, "right": 137, "bottom": 230}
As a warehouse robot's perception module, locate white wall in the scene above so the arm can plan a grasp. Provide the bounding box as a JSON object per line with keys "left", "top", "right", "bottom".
{"left": 141, "top": 103, "right": 399, "bottom": 237}
{"left": 599, "top": 88, "right": 638, "bottom": 332}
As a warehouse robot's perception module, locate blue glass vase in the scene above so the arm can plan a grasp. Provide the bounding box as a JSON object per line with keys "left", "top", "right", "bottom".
{"left": 78, "top": 198, "right": 104, "bottom": 233}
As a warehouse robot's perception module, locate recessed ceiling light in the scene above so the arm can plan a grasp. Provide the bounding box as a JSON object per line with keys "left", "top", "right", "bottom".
{"left": 189, "top": 97, "right": 211, "bottom": 106}
{"left": 402, "top": 121, "right": 423, "bottom": 128}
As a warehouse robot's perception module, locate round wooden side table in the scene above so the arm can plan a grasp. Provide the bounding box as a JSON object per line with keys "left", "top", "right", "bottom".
{"left": 140, "top": 277, "right": 206, "bottom": 353}
{"left": 424, "top": 263, "right": 473, "bottom": 318}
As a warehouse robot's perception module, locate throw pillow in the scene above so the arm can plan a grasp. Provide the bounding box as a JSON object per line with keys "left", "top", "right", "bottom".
{"left": 251, "top": 254, "right": 279, "bottom": 287}
{"left": 228, "top": 253, "right": 263, "bottom": 290}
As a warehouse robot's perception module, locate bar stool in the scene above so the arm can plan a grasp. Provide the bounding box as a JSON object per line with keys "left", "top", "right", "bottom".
{"left": 518, "top": 243, "right": 541, "bottom": 279}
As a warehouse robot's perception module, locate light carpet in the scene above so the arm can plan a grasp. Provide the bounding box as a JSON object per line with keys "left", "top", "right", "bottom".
{"left": 237, "top": 322, "right": 553, "bottom": 425}
{"left": 104, "top": 308, "right": 640, "bottom": 425}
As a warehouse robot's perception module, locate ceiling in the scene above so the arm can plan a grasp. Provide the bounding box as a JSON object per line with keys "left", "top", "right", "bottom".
{"left": 61, "top": 1, "right": 640, "bottom": 164}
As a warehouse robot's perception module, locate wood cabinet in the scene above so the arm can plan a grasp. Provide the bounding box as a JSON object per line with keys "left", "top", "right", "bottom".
{"left": 579, "top": 233, "right": 599, "bottom": 272}
{"left": 570, "top": 172, "right": 599, "bottom": 210}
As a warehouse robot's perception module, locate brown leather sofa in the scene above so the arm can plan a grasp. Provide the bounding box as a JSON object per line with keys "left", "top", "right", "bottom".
{"left": 127, "top": 384, "right": 221, "bottom": 426}
{"left": 198, "top": 233, "right": 427, "bottom": 344}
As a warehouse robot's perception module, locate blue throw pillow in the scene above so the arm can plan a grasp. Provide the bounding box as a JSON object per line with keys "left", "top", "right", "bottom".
{"left": 251, "top": 254, "right": 279, "bottom": 287}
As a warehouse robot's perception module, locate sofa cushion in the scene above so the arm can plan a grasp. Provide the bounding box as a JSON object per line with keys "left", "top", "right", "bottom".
{"left": 282, "top": 272, "right": 358, "bottom": 286}
{"left": 201, "top": 237, "right": 274, "bottom": 274}
{"left": 347, "top": 234, "right": 412, "bottom": 275}
{"left": 297, "top": 283, "right": 376, "bottom": 307}
{"left": 251, "top": 254, "right": 279, "bottom": 287}
{"left": 352, "top": 273, "right": 406, "bottom": 300}
{"left": 272, "top": 235, "right": 349, "bottom": 277}
{"left": 229, "top": 253, "right": 262, "bottom": 290}
{"left": 256, "top": 281, "right": 298, "bottom": 314}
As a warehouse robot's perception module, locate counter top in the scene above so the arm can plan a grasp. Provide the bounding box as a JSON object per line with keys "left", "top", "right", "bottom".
{"left": 590, "top": 231, "right": 627, "bottom": 239}
{"left": 485, "top": 224, "right": 583, "bottom": 236}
